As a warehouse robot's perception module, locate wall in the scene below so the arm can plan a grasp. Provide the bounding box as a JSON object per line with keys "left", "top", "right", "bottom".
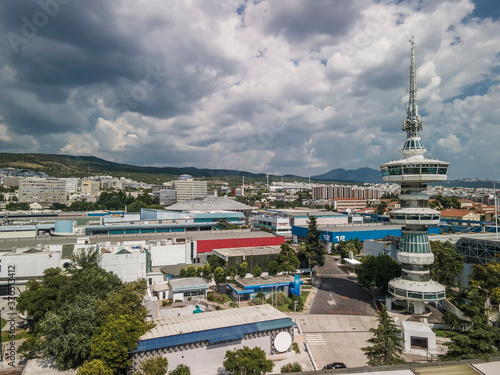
{"left": 150, "top": 243, "right": 190, "bottom": 267}
{"left": 0, "top": 252, "right": 61, "bottom": 280}
{"left": 196, "top": 236, "right": 285, "bottom": 254}
{"left": 101, "top": 253, "right": 146, "bottom": 282}
{"left": 132, "top": 334, "right": 274, "bottom": 373}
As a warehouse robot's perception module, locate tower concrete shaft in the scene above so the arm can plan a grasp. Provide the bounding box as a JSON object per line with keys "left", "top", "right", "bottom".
{"left": 380, "top": 37, "right": 448, "bottom": 315}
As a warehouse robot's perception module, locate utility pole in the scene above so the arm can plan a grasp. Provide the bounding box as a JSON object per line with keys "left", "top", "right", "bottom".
{"left": 495, "top": 182, "right": 498, "bottom": 239}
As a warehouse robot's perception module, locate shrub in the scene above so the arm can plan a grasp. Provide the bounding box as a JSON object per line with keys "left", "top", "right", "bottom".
{"left": 229, "top": 302, "right": 239, "bottom": 308}
{"left": 281, "top": 362, "right": 302, "bottom": 373}
{"left": 288, "top": 295, "right": 304, "bottom": 311}
{"left": 162, "top": 300, "right": 172, "bottom": 307}
{"left": 292, "top": 342, "right": 300, "bottom": 354}
{"left": 266, "top": 291, "right": 288, "bottom": 306}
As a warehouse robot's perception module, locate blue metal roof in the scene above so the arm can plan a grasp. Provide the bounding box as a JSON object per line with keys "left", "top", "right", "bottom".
{"left": 134, "top": 318, "right": 294, "bottom": 353}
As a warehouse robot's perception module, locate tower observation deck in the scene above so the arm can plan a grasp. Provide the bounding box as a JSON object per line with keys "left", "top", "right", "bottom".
{"left": 380, "top": 37, "right": 448, "bottom": 315}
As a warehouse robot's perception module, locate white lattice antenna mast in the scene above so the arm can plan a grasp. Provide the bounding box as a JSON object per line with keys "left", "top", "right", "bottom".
{"left": 402, "top": 36, "right": 423, "bottom": 138}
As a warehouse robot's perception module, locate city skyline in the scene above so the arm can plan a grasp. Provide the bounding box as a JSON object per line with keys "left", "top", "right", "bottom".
{"left": 0, "top": 1, "right": 499, "bottom": 180}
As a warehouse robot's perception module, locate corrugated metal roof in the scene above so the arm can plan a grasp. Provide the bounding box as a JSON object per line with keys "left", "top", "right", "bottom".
{"left": 135, "top": 317, "right": 294, "bottom": 352}
{"left": 140, "top": 304, "right": 289, "bottom": 340}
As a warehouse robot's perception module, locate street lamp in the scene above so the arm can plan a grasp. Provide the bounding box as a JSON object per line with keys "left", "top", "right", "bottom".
{"left": 304, "top": 322, "right": 307, "bottom": 352}
{"left": 0, "top": 306, "right": 5, "bottom": 362}
{"left": 329, "top": 266, "right": 332, "bottom": 301}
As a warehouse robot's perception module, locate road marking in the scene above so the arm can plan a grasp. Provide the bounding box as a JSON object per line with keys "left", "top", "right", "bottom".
{"left": 306, "top": 334, "right": 326, "bottom": 346}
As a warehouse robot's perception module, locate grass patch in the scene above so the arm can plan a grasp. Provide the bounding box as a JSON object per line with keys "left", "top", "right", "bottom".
{"left": 1, "top": 318, "right": 6, "bottom": 329}
{"left": 434, "top": 329, "right": 458, "bottom": 339}
{"left": 300, "top": 291, "right": 310, "bottom": 303}
{"left": 229, "top": 302, "right": 239, "bottom": 308}
{"left": 292, "top": 342, "right": 300, "bottom": 354}
{"left": 1, "top": 330, "right": 32, "bottom": 342}
{"left": 302, "top": 285, "right": 312, "bottom": 290}
{"left": 207, "top": 292, "right": 231, "bottom": 304}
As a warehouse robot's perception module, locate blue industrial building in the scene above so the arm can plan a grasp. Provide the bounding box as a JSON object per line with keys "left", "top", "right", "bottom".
{"left": 292, "top": 224, "right": 440, "bottom": 244}
{"left": 85, "top": 209, "right": 245, "bottom": 235}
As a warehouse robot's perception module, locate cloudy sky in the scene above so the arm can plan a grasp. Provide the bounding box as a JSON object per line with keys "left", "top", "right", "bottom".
{"left": 0, "top": 0, "right": 499, "bottom": 180}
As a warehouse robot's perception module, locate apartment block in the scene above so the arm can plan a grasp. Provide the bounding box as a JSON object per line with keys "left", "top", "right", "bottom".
{"left": 19, "top": 178, "right": 67, "bottom": 204}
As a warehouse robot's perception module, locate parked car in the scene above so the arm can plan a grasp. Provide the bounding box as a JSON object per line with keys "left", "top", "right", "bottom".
{"left": 322, "top": 362, "right": 347, "bottom": 370}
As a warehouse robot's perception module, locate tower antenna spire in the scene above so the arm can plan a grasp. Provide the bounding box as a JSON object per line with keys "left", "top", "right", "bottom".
{"left": 403, "top": 36, "right": 423, "bottom": 137}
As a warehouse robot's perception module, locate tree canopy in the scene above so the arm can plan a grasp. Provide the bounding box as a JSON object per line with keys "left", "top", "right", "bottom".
{"left": 300, "top": 215, "right": 326, "bottom": 270}
{"left": 362, "top": 306, "right": 404, "bottom": 366}
{"left": 223, "top": 346, "right": 274, "bottom": 375}
{"left": 133, "top": 356, "right": 169, "bottom": 375}
{"left": 469, "top": 261, "right": 500, "bottom": 302}
{"left": 17, "top": 249, "right": 150, "bottom": 372}
{"left": 429, "top": 240, "right": 464, "bottom": 287}
{"left": 355, "top": 254, "right": 401, "bottom": 293}
{"left": 277, "top": 243, "right": 300, "bottom": 274}
{"left": 445, "top": 289, "right": 499, "bottom": 360}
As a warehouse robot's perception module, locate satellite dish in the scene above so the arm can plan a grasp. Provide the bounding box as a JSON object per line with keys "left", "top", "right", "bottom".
{"left": 274, "top": 331, "right": 292, "bottom": 352}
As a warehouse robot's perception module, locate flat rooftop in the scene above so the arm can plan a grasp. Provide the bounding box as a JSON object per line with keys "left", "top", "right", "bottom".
{"left": 235, "top": 274, "right": 294, "bottom": 287}
{"left": 213, "top": 245, "right": 281, "bottom": 258}
{"left": 316, "top": 224, "right": 404, "bottom": 232}
{"left": 141, "top": 304, "right": 288, "bottom": 340}
{"left": 168, "top": 277, "right": 209, "bottom": 291}
{"left": 427, "top": 232, "right": 500, "bottom": 244}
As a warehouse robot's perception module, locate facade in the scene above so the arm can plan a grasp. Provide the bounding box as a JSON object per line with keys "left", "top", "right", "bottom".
{"left": 439, "top": 208, "right": 481, "bottom": 222}
{"left": 130, "top": 305, "right": 295, "bottom": 373}
{"left": 212, "top": 245, "right": 282, "bottom": 273}
{"left": 174, "top": 175, "right": 207, "bottom": 202}
{"left": 19, "top": 178, "right": 67, "bottom": 204}
{"left": 380, "top": 38, "right": 447, "bottom": 315}
{"left": 252, "top": 213, "right": 292, "bottom": 237}
{"left": 80, "top": 179, "right": 100, "bottom": 196}
{"left": 312, "top": 185, "right": 381, "bottom": 200}
{"left": 332, "top": 198, "right": 367, "bottom": 211}
{"left": 227, "top": 275, "right": 302, "bottom": 302}
{"left": 63, "top": 178, "right": 79, "bottom": 194}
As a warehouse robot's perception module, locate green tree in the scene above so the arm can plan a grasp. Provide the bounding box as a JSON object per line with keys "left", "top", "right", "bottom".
{"left": 17, "top": 267, "right": 69, "bottom": 324}
{"left": 338, "top": 241, "right": 357, "bottom": 260}
{"left": 376, "top": 202, "right": 387, "bottom": 215}
{"left": 280, "top": 362, "right": 302, "bottom": 373}
{"left": 179, "top": 268, "right": 187, "bottom": 278}
{"left": 362, "top": 306, "right": 404, "bottom": 366}
{"left": 91, "top": 314, "right": 147, "bottom": 373}
{"left": 39, "top": 295, "right": 100, "bottom": 370}
{"left": 77, "top": 360, "right": 113, "bottom": 375}
{"left": 63, "top": 266, "right": 122, "bottom": 303}
{"left": 185, "top": 265, "right": 197, "bottom": 277}
{"left": 95, "top": 279, "right": 148, "bottom": 323}
{"left": 445, "top": 290, "right": 499, "bottom": 360}
{"left": 223, "top": 346, "right": 274, "bottom": 375}
{"left": 196, "top": 266, "right": 204, "bottom": 277}
{"left": 127, "top": 200, "right": 148, "bottom": 212}
{"left": 169, "top": 364, "right": 191, "bottom": 375}
{"left": 133, "top": 356, "right": 169, "bottom": 375}
{"left": 278, "top": 243, "right": 300, "bottom": 274}
{"left": 252, "top": 265, "right": 262, "bottom": 277}
{"left": 238, "top": 262, "right": 248, "bottom": 278}
{"left": 68, "top": 247, "right": 102, "bottom": 273}
{"left": 300, "top": 215, "right": 326, "bottom": 272}
{"left": 469, "top": 261, "right": 500, "bottom": 302}
{"left": 268, "top": 261, "right": 279, "bottom": 276}
{"left": 202, "top": 264, "right": 213, "bottom": 280}
{"left": 214, "top": 267, "right": 227, "bottom": 284}
{"left": 355, "top": 255, "right": 401, "bottom": 294}
{"left": 429, "top": 240, "right": 464, "bottom": 287}
{"left": 50, "top": 202, "right": 67, "bottom": 211}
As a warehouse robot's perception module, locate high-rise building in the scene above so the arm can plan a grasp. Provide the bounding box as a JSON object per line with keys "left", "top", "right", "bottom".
{"left": 380, "top": 38, "right": 449, "bottom": 315}
{"left": 81, "top": 180, "right": 101, "bottom": 196}
{"left": 19, "top": 178, "right": 67, "bottom": 204}
{"left": 174, "top": 175, "right": 207, "bottom": 202}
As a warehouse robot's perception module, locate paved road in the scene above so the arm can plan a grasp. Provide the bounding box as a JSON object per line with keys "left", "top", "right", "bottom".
{"left": 309, "top": 256, "right": 377, "bottom": 316}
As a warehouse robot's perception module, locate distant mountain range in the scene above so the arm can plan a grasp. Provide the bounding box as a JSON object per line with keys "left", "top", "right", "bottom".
{"left": 311, "top": 167, "right": 383, "bottom": 183}
{"left": 0, "top": 153, "right": 495, "bottom": 187}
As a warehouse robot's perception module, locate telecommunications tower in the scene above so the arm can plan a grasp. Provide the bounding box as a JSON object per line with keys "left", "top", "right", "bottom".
{"left": 380, "top": 37, "right": 449, "bottom": 314}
